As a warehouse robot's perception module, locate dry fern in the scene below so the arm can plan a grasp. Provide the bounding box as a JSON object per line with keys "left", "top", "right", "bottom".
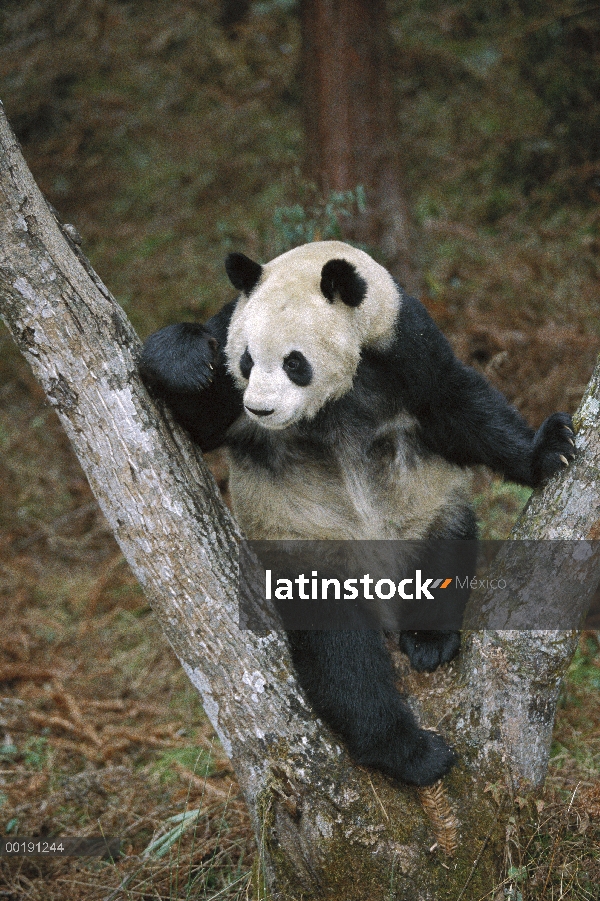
{"left": 419, "top": 779, "right": 459, "bottom": 856}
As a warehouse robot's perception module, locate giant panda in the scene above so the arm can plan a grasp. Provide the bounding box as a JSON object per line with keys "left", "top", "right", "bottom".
{"left": 140, "top": 240, "right": 574, "bottom": 786}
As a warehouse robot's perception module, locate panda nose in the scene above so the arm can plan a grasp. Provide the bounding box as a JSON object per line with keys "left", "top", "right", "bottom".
{"left": 245, "top": 406, "right": 274, "bottom": 417}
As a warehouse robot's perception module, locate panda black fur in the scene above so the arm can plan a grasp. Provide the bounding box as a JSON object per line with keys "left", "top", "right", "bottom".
{"left": 140, "top": 240, "right": 574, "bottom": 786}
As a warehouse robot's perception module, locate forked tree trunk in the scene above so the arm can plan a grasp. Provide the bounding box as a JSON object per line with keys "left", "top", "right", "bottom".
{"left": 301, "top": 0, "right": 422, "bottom": 294}
{"left": 1, "top": 102, "right": 599, "bottom": 900}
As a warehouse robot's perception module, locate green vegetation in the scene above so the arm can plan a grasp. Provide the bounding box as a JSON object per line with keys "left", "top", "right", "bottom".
{"left": 473, "top": 479, "right": 533, "bottom": 540}
{"left": 271, "top": 186, "right": 367, "bottom": 254}
{"left": 151, "top": 748, "right": 217, "bottom": 784}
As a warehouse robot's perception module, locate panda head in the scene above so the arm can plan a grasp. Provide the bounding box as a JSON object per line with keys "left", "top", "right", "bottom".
{"left": 224, "top": 241, "right": 402, "bottom": 430}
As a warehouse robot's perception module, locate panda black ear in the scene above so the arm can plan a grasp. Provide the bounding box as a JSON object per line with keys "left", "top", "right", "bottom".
{"left": 225, "top": 253, "right": 263, "bottom": 294}
{"left": 320, "top": 258, "right": 367, "bottom": 308}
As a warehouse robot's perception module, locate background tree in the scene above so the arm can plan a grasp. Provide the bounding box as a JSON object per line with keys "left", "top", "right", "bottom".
{"left": 301, "top": 0, "right": 422, "bottom": 293}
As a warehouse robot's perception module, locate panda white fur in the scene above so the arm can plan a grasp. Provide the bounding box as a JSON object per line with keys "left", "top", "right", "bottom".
{"left": 141, "top": 240, "right": 574, "bottom": 785}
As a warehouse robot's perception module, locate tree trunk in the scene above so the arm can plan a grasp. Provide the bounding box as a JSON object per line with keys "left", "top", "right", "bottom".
{"left": 301, "top": 0, "right": 422, "bottom": 294}
{"left": 1, "top": 101, "right": 599, "bottom": 900}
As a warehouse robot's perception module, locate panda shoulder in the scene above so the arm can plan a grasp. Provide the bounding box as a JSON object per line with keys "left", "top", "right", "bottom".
{"left": 382, "top": 290, "right": 456, "bottom": 365}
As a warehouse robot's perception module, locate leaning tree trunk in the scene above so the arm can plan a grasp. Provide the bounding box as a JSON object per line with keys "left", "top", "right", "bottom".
{"left": 301, "top": 0, "right": 422, "bottom": 295}
{"left": 1, "top": 102, "right": 599, "bottom": 900}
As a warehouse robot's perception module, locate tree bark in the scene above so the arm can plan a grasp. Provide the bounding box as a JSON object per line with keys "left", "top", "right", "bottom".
{"left": 301, "top": 0, "right": 422, "bottom": 294}
{"left": 1, "top": 101, "right": 599, "bottom": 900}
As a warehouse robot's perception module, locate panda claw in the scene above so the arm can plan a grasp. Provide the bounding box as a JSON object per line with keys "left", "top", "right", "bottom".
{"left": 559, "top": 454, "right": 569, "bottom": 466}
{"left": 563, "top": 426, "right": 574, "bottom": 435}
{"left": 567, "top": 438, "right": 575, "bottom": 446}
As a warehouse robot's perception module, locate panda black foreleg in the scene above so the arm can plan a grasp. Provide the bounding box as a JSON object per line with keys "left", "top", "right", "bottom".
{"left": 388, "top": 295, "right": 574, "bottom": 486}
{"left": 287, "top": 630, "right": 456, "bottom": 786}
{"left": 416, "top": 363, "right": 574, "bottom": 488}
{"left": 140, "top": 301, "right": 243, "bottom": 452}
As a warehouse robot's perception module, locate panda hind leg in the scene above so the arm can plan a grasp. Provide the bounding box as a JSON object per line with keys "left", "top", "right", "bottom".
{"left": 399, "top": 504, "right": 478, "bottom": 673}
{"left": 288, "top": 630, "right": 456, "bottom": 786}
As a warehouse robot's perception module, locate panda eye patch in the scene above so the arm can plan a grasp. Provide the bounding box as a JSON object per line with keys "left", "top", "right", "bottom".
{"left": 283, "top": 351, "right": 312, "bottom": 386}
{"left": 240, "top": 348, "right": 253, "bottom": 379}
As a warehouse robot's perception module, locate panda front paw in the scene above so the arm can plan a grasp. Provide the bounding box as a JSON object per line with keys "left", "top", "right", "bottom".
{"left": 140, "top": 323, "right": 219, "bottom": 395}
{"left": 531, "top": 412, "right": 575, "bottom": 486}
{"left": 399, "top": 630, "right": 461, "bottom": 672}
